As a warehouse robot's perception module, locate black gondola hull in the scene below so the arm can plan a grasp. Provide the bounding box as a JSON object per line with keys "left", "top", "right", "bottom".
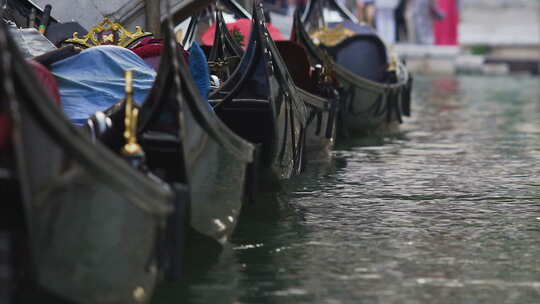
{"left": 1, "top": 22, "right": 174, "bottom": 304}
{"left": 139, "top": 13, "right": 255, "bottom": 248}
{"left": 293, "top": 0, "right": 413, "bottom": 135}
{"left": 209, "top": 1, "right": 307, "bottom": 184}
{"left": 298, "top": 88, "right": 335, "bottom": 159}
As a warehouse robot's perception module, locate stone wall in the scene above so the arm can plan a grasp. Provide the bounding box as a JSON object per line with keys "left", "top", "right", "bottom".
{"left": 460, "top": 0, "right": 540, "bottom": 46}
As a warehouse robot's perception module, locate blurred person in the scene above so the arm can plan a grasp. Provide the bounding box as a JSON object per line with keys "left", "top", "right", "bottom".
{"left": 374, "top": 0, "right": 400, "bottom": 44}
{"left": 395, "top": 0, "right": 408, "bottom": 42}
{"left": 405, "top": 0, "right": 445, "bottom": 44}
{"left": 356, "top": 0, "right": 376, "bottom": 26}
{"left": 434, "top": 0, "right": 460, "bottom": 45}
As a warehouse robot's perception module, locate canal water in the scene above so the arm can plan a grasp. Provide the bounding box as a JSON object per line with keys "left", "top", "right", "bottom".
{"left": 155, "top": 74, "right": 540, "bottom": 304}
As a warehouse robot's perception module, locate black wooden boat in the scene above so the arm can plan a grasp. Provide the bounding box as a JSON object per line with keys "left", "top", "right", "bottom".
{"left": 191, "top": 0, "right": 336, "bottom": 160}
{"left": 79, "top": 0, "right": 254, "bottom": 259}
{"left": 293, "top": 0, "right": 413, "bottom": 135}
{"left": 0, "top": 20, "right": 175, "bottom": 304}
{"left": 275, "top": 40, "right": 338, "bottom": 159}
{"left": 200, "top": 6, "right": 245, "bottom": 81}
{"left": 179, "top": 0, "right": 248, "bottom": 78}
{"left": 209, "top": 0, "right": 307, "bottom": 184}
{"left": 137, "top": 7, "right": 255, "bottom": 251}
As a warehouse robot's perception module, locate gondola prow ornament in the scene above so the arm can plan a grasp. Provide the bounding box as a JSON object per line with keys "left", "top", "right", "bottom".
{"left": 65, "top": 18, "right": 152, "bottom": 49}
{"left": 122, "top": 70, "right": 145, "bottom": 168}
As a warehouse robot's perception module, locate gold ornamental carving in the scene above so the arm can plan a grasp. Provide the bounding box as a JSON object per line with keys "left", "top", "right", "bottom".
{"left": 122, "top": 70, "right": 143, "bottom": 156}
{"left": 310, "top": 25, "right": 356, "bottom": 47}
{"left": 65, "top": 18, "right": 152, "bottom": 48}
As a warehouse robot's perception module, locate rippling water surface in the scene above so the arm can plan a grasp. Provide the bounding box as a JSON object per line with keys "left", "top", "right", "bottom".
{"left": 156, "top": 75, "right": 540, "bottom": 304}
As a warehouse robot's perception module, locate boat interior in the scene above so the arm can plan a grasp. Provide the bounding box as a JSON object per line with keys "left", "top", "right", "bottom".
{"left": 301, "top": 0, "right": 392, "bottom": 83}
{"left": 207, "top": 8, "right": 279, "bottom": 166}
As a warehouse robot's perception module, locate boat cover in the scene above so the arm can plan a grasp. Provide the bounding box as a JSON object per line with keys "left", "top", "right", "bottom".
{"left": 326, "top": 21, "right": 389, "bottom": 82}
{"left": 188, "top": 42, "right": 211, "bottom": 100}
{"left": 131, "top": 38, "right": 211, "bottom": 101}
{"left": 51, "top": 45, "right": 156, "bottom": 125}
{"left": 332, "top": 36, "right": 388, "bottom": 82}
{"left": 8, "top": 25, "right": 57, "bottom": 58}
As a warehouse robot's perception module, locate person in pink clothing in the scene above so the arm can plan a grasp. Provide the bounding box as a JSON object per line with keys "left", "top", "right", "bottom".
{"left": 434, "top": 0, "right": 461, "bottom": 45}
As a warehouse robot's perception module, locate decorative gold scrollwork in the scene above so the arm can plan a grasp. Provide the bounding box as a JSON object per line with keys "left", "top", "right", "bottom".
{"left": 310, "top": 25, "right": 356, "bottom": 47}
{"left": 65, "top": 18, "right": 152, "bottom": 48}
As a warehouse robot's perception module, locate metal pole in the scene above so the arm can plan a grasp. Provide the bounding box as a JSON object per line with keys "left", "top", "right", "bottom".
{"left": 145, "top": 0, "right": 162, "bottom": 37}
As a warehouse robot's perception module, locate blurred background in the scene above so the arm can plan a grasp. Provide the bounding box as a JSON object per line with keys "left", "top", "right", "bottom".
{"left": 240, "top": 0, "right": 540, "bottom": 75}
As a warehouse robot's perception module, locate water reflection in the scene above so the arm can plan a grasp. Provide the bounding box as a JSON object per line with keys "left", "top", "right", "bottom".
{"left": 157, "top": 74, "right": 540, "bottom": 304}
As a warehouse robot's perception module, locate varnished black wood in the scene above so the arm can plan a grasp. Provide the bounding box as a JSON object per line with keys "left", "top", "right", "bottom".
{"left": 210, "top": 0, "right": 307, "bottom": 183}
{"left": 0, "top": 20, "right": 174, "bottom": 304}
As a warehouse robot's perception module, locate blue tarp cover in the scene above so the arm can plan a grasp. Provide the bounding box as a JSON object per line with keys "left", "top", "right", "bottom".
{"left": 189, "top": 42, "right": 211, "bottom": 101}
{"left": 51, "top": 45, "right": 156, "bottom": 125}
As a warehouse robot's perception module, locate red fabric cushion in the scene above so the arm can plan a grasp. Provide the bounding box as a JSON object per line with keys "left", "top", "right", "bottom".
{"left": 0, "top": 61, "right": 61, "bottom": 150}
{"left": 132, "top": 38, "right": 190, "bottom": 69}
{"left": 28, "top": 60, "right": 61, "bottom": 105}
{"left": 132, "top": 38, "right": 164, "bottom": 59}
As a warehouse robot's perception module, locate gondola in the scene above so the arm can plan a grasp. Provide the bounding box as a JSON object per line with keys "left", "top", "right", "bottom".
{"left": 208, "top": 0, "right": 307, "bottom": 185}
{"left": 188, "top": 0, "right": 337, "bottom": 160}
{"left": 293, "top": 0, "right": 413, "bottom": 135}
{"left": 178, "top": 0, "right": 248, "bottom": 79}
{"left": 75, "top": 0, "right": 255, "bottom": 259}
{"left": 274, "top": 40, "right": 338, "bottom": 159}
{"left": 0, "top": 18, "right": 175, "bottom": 304}
{"left": 137, "top": 2, "right": 255, "bottom": 252}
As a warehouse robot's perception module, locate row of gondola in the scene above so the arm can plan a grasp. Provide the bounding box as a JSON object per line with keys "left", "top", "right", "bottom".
{"left": 0, "top": 0, "right": 412, "bottom": 303}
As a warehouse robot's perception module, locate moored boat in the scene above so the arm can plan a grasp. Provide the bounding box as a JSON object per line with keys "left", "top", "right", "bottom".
{"left": 0, "top": 19, "right": 175, "bottom": 304}
{"left": 275, "top": 40, "right": 339, "bottom": 159}
{"left": 136, "top": 9, "right": 255, "bottom": 253}
{"left": 209, "top": 0, "right": 307, "bottom": 185}
{"left": 192, "top": 0, "right": 337, "bottom": 160}
{"left": 66, "top": 0, "right": 255, "bottom": 265}
{"left": 293, "top": 0, "right": 413, "bottom": 135}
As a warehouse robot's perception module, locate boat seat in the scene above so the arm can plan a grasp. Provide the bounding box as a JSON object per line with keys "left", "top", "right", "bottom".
{"left": 131, "top": 38, "right": 165, "bottom": 70}
{"left": 275, "top": 41, "right": 316, "bottom": 94}
{"left": 330, "top": 35, "right": 388, "bottom": 83}
{"left": 211, "top": 98, "right": 273, "bottom": 155}
{"left": 28, "top": 60, "right": 61, "bottom": 105}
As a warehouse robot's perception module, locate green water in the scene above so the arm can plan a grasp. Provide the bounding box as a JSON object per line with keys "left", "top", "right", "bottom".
{"left": 155, "top": 75, "right": 540, "bottom": 304}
